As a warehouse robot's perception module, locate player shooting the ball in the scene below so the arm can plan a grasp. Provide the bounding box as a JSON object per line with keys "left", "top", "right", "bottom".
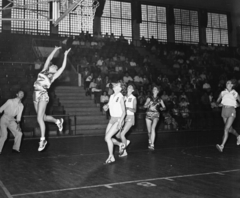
{"left": 33, "top": 47, "right": 71, "bottom": 152}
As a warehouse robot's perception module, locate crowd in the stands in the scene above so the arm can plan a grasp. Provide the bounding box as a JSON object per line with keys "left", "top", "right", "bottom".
{"left": 70, "top": 31, "right": 240, "bottom": 130}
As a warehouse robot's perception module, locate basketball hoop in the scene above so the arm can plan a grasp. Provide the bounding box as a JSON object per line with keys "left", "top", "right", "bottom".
{"left": 58, "top": 0, "right": 99, "bottom": 32}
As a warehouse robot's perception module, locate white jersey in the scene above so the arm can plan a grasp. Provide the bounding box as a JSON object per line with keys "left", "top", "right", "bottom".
{"left": 221, "top": 89, "right": 238, "bottom": 108}
{"left": 109, "top": 92, "right": 124, "bottom": 117}
{"left": 125, "top": 94, "right": 136, "bottom": 115}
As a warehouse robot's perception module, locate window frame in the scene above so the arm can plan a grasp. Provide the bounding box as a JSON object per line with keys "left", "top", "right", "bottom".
{"left": 173, "top": 8, "right": 199, "bottom": 44}
{"left": 101, "top": 0, "right": 132, "bottom": 41}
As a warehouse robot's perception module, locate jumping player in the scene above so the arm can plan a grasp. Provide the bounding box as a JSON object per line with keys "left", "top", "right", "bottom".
{"left": 113, "top": 83, "right": 137, "bottom": 157}
{"left": 216, "top": 80, "right": 240, "bottom": 152}
{"left": 103, "top": 82, "right": 126, "bottom": 164}
{"left": 33, "top": 46, "right": 71, "bottom": 152}
{"left": 144, "top": 86, "right": 166, "bottom": 150}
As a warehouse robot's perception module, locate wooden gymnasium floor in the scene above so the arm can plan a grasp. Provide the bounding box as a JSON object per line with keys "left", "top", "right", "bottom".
{"left": 0, "top": 130, "right": 240, "bottom": 198}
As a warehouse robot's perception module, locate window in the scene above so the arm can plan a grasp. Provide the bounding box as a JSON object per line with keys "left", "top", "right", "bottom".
{"left": 174, "top": 9, "right": 199, "bottom": 44}
{"left": 206, "top": 13, "right": 228, "bottom": 45}
{"left": 140, "top": 5, "right": 167, "bottom": 42}
{"left": 101, "top": 0, "right": 132, "bottom": 40}
{"left": 11, "top": 0, "right": 50, "bottom": 35}
{"left": 59, "top": 0, "right": 95, "bottom": 36}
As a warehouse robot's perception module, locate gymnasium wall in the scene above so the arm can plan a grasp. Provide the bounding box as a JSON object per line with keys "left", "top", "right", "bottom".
{"left": 145, "top": 0, "right": 240, "bottom": 46}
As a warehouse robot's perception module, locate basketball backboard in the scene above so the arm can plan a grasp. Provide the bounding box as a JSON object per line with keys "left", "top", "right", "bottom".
{"left": 0, "top": 0, "right": 99, "bottom": 31}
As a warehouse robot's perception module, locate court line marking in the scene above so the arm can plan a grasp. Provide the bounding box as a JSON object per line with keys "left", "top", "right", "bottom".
{"left": 0, "top": 180, "right": 13, "bottom": 198}
{"left": 12, "top": 169, "right": 240, "bottom": 197}
{"left": 16, "top": 144, "right": 218, "bottom": 160}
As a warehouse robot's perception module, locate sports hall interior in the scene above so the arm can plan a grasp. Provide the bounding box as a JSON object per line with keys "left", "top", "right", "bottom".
{"left": 0, "top": 0, "right": 240, "bottom": 197}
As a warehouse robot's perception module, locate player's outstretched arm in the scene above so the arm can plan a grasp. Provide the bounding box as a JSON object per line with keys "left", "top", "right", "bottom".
{"left": 52, "top": 48, "right": 71, "bottom": 82}
{"left": 42, "top": 46, "right": 62, "bottom": 72}
{"left": 216, "top": 93, "right": 223, "bottom": 106}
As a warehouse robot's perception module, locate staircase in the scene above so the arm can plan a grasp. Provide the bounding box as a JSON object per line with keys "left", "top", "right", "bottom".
{"left": 54, "top": 86, "right": 108, "bottom": 135}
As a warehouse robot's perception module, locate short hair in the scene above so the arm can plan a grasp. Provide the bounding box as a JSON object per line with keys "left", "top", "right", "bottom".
{"left": 152, "top": 85, "right": 160, "bottom": 92}
{"left": 17, "top": 90, "right": 24, "bottom": 94}
{"left": 127, "top": 82, "right": 136, "bottom": 91}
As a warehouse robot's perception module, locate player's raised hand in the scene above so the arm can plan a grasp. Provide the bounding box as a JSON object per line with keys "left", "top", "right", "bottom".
{"left": 64, "top": 48, "right": 71, "bottom": 56}
{"left": 55, "top": 46, "right": 62, "bottom": 50}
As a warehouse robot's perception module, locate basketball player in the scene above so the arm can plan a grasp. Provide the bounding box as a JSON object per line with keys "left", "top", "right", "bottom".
{"left": 144, "top": 86, "right": 166, "bottom": 150}
{"left": 113, "top": 83, "right": 137, "bottom": 157}
{"left": 33, "top": 46, "right": 71, "bottom": 152}
{"left": 216, "top": 80, "right": 240, "bottom": 152}
{"left": 103, "top": 82, "right": 126, "bottom": 164}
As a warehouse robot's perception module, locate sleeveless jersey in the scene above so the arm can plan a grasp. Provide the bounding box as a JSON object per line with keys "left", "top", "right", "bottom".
{"left": 146, "top": 96, "right": 162, "bottom": 113}
{"left": 125, "top": 94, "right": 136, "bottom": 115}
{"left": 34, "top": 70, "right": 54, "bottom": 91}
{"left": 109, "top": 92, "right": 124, "bottom": 117}
{"left": 221, "top": 89, "right": 238, "bottom": 108}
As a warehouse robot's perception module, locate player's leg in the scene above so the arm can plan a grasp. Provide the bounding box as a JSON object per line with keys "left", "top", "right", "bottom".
{"left": 146, "top": 118, "right": 152, "bottom": 146}
{"left": 216, "top": 116, "right": 234, "bottom": 152}
{"left": 36, "top": 100, "right": 48, "bottom": 151}
{"left": 105, "top": 121, "right": 119, "bottom": 163}
{"left": 149, "top": 118, "right": 159, "bottom": 150}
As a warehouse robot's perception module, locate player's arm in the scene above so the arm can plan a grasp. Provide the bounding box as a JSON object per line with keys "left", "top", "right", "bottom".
{"left": 216, "top": 92, "right": 223, "bottom": 106}
{"left": 118, "top": 97, "right": 126, "bottom": 129}
{"left": 52, "top": 48, "right": 71, "bottom": 82}
{"left": 236, "top": 94, "right": 240, "bottom": 107}
{"left": 160, "top": 100, "right": 166, "bottom": 111}
{"left": 42, "top": 46, "right": 62, "bottom": 72}
{"left": 143, "top": 98, "right": 151, "bottom": 108}
{"left": 126, "top": 98, "right": 137, "bottom": 113}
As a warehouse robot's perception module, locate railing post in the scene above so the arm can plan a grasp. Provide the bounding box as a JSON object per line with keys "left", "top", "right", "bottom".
{"left": 74, "top": 115, "right": 77, "bottom": 135}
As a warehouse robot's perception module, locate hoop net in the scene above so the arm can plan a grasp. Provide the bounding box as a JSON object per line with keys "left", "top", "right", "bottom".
{"left": 60, "top": 0, "right": 99, "bottom": 33}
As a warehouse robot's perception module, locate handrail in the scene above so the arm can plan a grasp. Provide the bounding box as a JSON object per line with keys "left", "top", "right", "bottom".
{"left": 22, "top": 114, "right": 75, "bottom": 137}
{"left": 0, "top": 61, "right": 33, "bottom": 64}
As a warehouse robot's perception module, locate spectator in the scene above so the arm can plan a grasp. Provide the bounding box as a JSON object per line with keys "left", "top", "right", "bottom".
{"left": 92, "top": 52, "right": 99, "bottom": 64}
{"left": 103, "top": 32, "right": 110, "bottom": 42}
{"left": 110, "top": 33, "right": 116, "bottom": 42}
{"left": 134, "top": 74, "right": 143, "bottom": 86}
{"left": 85, "top": 73, "right": 93, "bottom": 96}
{"left": 89, "top": 78, "right": 97, "bottom": 100}
{"left": 96, "top": 56, "right": 104, "bottom": 67}
{"left": 203, "top": 80, "right": 211, "bottom": 92}
{"left": 100, "top": 91, "right": 109, "bottom": 113}
{"left": 130, "top": 59, "right": 137, "bottom": 67}
{"left": 123, "top": 72, "right": 133, "bottom": 83}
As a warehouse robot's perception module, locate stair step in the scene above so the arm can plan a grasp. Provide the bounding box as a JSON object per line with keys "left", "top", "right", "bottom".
{"left": 64, "top": 107, "right": 99, "bottom": 112}
{"left": 71, "top": 124, "right": 106, "bottom": 130}
{"left": 67, "top": 111, "right": 104, "bottom": 116}
{"left": 55, "top": 92, "right": 86, "bottom": 97}
{"left": 70, "top": 115, "right": 107, "bottom": 121}
{"left": 55, "top": 86, "right": 81, "bottom": 90}
{"left": 57, "top": 96, "right": 87, "bottom": 100}
{"left": 60, "top": 103, "right": 97, "bottom": 108}
{"left": 60, "top": 100, "right": 94, "bottom": 104}
{"left": 70, "top": 118, "right": 108, "bottom": 124}
{"left": 74, "top": 129, "right": 105, "bottom": 135}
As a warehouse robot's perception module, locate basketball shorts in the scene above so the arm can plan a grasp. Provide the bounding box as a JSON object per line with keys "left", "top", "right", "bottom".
{"left": 33, "top": 90, "right": 49, "bottom": 103}
{"left": 109, "top": 117, "right": 121, "bottom": 125}
{"left": 221, "top": 106, "right": 236, "bottom": 118}
{"left": 146, "top": 111, "right": 160, "bottom": 121}
{"left": 125, "top": 115, "right": 135, "bottom": 126}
